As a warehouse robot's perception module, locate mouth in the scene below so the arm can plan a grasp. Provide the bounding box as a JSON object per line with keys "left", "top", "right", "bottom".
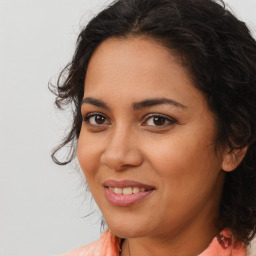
{"left": 103, "top": 180, "right": 155, "bottom": 207}
{"left": 108, "top": 186, "right": 150, "bottom": 195}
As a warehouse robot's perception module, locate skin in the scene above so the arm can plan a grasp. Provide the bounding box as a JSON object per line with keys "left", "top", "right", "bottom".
{"left": 77, "top": 36, "right": 240, "bottom": 256}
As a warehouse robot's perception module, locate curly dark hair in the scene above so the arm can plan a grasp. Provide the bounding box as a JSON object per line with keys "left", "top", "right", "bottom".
{"left": 50, "top": 0, "right": 256, "bottom": 246}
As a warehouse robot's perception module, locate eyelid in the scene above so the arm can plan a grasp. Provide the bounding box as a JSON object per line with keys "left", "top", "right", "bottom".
{"left": 82, "top": 112, "right": 111, "bottom": 125}
{"left": 142, "top": 113, "right": 177, "bottom": 126}
{"left": 81, "top": 112, "right": 177, "bottom": 127}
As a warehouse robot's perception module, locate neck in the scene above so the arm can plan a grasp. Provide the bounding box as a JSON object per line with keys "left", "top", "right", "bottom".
{"left": 121, "top": 224, "right": 218, "bottom": 256}
{"left": 120, "top": 204, "right": 220, "bottom": 256}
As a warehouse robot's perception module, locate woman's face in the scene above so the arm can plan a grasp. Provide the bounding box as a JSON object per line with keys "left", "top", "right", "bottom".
{"left": 78, "top": 37, "right": 226, "bottom": 240}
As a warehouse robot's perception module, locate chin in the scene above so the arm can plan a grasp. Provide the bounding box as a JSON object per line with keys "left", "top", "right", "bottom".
{"left": 105, "top": 218, "right": 149, "bottom": 239}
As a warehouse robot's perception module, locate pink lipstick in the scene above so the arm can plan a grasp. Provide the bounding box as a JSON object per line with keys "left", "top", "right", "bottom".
{"left": 103, "top": 180, "right": 155, "bottom": 207}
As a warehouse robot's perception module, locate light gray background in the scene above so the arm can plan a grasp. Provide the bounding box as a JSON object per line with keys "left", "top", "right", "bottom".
{"left": 0, "top": 0, "right": 256, "bottom": 255}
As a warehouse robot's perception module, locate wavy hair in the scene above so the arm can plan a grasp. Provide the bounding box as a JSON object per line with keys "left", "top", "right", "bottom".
{"left": 50, "top": 0, "right": 256, "bottom": 245}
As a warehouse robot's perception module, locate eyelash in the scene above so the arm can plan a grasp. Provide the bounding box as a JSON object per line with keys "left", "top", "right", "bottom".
{"left": 82, "top": 112, "right": 177, "bottom": 128}
{"left": 82, "top": 112, "right": 110, "bottom": 126}
{"left": 142, "top": 113, "right": 177, "bottom": 127}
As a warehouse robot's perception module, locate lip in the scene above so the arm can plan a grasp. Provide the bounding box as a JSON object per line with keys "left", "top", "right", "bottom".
{"left": 103, "top": 179, "right": 155, "bottom": 190}
{"left": 103, "top": 179, "right": 155, "bottom": 207}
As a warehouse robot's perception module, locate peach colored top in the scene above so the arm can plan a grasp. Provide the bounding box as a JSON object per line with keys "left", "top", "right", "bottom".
{"left": 60, "top": 230, "right": 246, "bottom": 256}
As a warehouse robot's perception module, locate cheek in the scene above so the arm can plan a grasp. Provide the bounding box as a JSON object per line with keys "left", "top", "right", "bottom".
{"left": 144, "top": 135, "right": 223, "bottom": 218}
{"left": 146, "top": 136, "right": 212, "bottom": 171}
{"left": 144, "top": 129, "right": 222, "bottom": 193}
{"left": 77, "top": 131, "right": 100, "bottom": 179}
{"left": 77, "top": 132, "right": 107, "bottom": 206}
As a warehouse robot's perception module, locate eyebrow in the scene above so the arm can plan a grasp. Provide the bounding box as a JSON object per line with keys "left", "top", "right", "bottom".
{"left": 81, "top": 97, "right": 187, "bottom": 110}
{"left": 132, "top": 98, "right": 187, "bottom": 110}
{"left": 81, "top": 97, "right": 110, "bottom": 110}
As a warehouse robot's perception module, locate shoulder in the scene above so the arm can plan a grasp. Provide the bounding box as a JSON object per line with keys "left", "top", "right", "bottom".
{"left": 58, "top": 229, "right": 247, "bottom": 256}
{"left": 59, "top": 230, "right": 121, "bottom": 256}
{"left": 199, "top": 229, "right": 247, "bottom": 256}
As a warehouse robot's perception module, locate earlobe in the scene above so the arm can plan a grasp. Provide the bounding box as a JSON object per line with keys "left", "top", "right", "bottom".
{"left": 221, "top": 146, "right": 248, "bottom": 172}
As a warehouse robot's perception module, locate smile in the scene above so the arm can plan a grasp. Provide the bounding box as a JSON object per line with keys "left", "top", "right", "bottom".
{"left": 108, "top": 187, "right": 147, "bottom": 195}
{"left": 103, "top": 180, "right": 155, "bottom": 207}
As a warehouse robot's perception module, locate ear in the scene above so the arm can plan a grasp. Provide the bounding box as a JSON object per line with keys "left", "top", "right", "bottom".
{"left": 221, "top": 146, "right": 248, "bottom": 172}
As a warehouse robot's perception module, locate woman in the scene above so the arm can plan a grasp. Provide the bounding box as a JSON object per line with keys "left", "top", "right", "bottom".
{"left": 51, "top": 0, "right": 256, "bottom": 255}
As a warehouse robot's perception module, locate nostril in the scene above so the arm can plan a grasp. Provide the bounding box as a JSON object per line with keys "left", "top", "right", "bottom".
{"left": 100, "top": 146, "right": 143, "bottom": 171}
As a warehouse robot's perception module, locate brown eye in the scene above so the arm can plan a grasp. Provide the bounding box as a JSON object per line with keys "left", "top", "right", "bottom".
{"left": 152, "top": 117, "right": 166, "bottom": 126}
{"left": 83, "top": 113, "right": 109, "bottom": 125}
{"left": 143, "top": 114, "right": 176, "bottom": 127}
{"left": 94, "top": 115, "right": 106, "bottom": 124}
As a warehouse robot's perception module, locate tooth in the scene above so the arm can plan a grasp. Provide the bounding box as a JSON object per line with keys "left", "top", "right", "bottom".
{"left": 123, "top": 187, "right": 133, "bottom": 195}
{"left": 109, "top": 187, "right": 115, "bottom": 192}
{"left": 140, "top": 188, "right": 146, "bottom": 192}
{"left": 114, "top": 188, "right": 123, "bottom": 194}
{"left": 132, "top": 187, "right": 140, "bottom": 194}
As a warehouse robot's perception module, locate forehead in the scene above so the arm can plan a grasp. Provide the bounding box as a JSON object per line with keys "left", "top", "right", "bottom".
{"left": 84, "top": 36, "right": 206, "bottom": 111}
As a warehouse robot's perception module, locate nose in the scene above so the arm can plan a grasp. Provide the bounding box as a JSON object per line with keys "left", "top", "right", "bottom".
{"left": 100, "top": 126, "right": 143, "bottom": 171}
